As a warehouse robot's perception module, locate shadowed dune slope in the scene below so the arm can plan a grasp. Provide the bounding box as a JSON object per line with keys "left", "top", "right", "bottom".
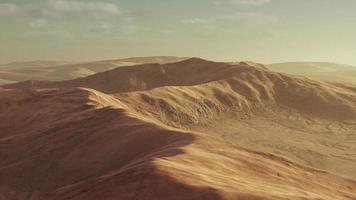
{"left": 0, "top": 88, "right": 197, "bottom": 199}
{"left": 1, "top": 58, "right": 356, "bottom": 199}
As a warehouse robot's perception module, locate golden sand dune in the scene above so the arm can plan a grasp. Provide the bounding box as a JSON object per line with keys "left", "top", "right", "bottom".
{"left": 1, "top": 58, "right": 356, "bottom": 199}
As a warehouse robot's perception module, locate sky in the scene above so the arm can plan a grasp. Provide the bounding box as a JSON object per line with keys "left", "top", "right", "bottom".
{"left": 1, "top": 0, "right": 356, "bottom": 65}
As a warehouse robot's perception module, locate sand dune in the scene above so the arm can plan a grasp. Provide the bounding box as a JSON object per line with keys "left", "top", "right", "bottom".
{"left": 1, "top": 58, "right": 356, "bottom": 199}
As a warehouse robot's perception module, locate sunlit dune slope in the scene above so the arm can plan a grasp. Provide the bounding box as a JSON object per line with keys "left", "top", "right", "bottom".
{"left": 1, "top": 58, "right": 356, "bottom": 199}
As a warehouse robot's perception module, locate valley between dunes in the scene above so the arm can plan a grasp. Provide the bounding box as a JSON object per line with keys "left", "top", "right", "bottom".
{"left": 1, "top": 58, "right": 356, "bottom": 199}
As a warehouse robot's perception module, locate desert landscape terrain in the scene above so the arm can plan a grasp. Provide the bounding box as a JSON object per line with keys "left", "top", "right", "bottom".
{"left": 1, "top": 58, "right": 356, "bottom": 200}
{"left": 2, "top": 0, "right": 356, "bottom": 199}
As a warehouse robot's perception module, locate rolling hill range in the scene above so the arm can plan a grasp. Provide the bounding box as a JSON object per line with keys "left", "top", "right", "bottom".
{"left": 2, "top": 59, "right": 356, "bottom": 87}
{"left": 1, "top": 58, "right": 356, "bottom": 200}
{"left": 268, "top": 62, "right": 356, "bottom": 84}
{"left": 0, "top": 56, "right": 187, "bottom": 84}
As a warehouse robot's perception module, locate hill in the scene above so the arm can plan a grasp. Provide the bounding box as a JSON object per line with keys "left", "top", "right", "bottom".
{"left": 1, "top": 58, "right": 356, "bottom": 199}
{"left": 268, "top": 62, "right": 356, "bottom": 84}
{"left": 0, "top": 56, "right": 187, "bottom": 84}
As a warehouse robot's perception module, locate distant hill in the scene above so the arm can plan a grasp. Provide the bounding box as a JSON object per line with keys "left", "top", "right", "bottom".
{"left": 0, "top": 56, "right": 187, "bottom": 84}
{"left": 268, "top": 62, "right": 356, "bottom": 84}
{"left": 0, "top": 78, "right": 14, "bottom": 85}
{"left": 0, "top": 60, "right": 76, "bottom": 70}
{"left": 4, "top": 59, "right": 355, "bottom": 86}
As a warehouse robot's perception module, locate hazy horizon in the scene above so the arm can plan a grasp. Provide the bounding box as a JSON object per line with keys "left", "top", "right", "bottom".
{"left": 2, "top": 56, "right": 356, "bottom": 68}
{"left": 2, "top": 2, "right": 356, "bottom": 199}
{"left": 1, "top": 0, "right": 356, "bottom": 65}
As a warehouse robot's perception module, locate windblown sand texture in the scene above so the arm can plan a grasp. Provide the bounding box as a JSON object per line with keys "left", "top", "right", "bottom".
{"left": 1, "top": 58, "right": 356, "bottom": 200}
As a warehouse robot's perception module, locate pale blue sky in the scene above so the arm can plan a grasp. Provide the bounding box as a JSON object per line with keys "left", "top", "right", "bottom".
{"left": 1, "top": 0, "right": 356, "bottom": 65}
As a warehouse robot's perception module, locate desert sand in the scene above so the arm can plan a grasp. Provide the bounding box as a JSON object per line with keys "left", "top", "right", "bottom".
{"left": 1, "top": 58, "right": 356, "bottom": 200}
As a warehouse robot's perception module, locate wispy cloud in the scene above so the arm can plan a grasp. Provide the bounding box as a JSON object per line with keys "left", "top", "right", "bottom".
{"left": 45, "top": 0, "right": 122, "bottom": 18}
{"left": 220, "top": 12, "right": 278, "bottom": 24}
{"left": 181, "top": 18, "right": 213, "bottom": 25}
{"left": 181, "top": 12, "right": 277, "bottom": 27}
{"left": 213, "top": 0, "right": 272, "bottom": 6}
{"left": 180, "top": 11, "right": 279, "bottom": 39}
{"left": 1, "top": 0, "right": 134, "bottom": 35}
{"left": 28, "top": 19, "right": 48, "bottom": 28}
{"left": 0, "top": 3, "right": 20, "bottom": 15}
